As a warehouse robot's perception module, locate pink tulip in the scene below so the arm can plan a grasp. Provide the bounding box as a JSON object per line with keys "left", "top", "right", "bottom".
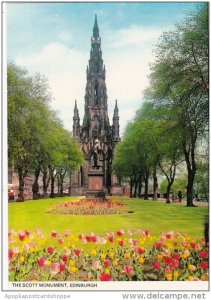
{"left": 124, "top": 265, "right": 134, "bottom": 276}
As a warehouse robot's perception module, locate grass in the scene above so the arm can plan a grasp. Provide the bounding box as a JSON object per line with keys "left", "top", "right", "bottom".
{"left": 8, "top": 196, "right": 208, "bottom": 240}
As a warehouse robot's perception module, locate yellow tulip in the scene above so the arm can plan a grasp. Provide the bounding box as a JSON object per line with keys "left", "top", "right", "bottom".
{"left": 173, "top": 271, "right": 179, "bottom": 280}
{"left": 139, "top": 257, "right": 145, "bottom": 264}
{"left": 181, "top": 253, "right": 188, "bottom": 259}
{"left": 124, "top": 252, "right": 131, "bottom": 259}
{"left": 19, "top": 256, "right": 25, "bottom": 263}
{"left": 188, "top": 264, "right": 196, "bottom": 272}
{"left": 91, "top": 249, "right": 97, "bottom": 256}
{"left": 188, "top": 276, "right": 194, "bottom": 281}
{"left": 45, "top": 260, "right": 51, "bottom": 266}
{"left": 157, "top": 254, "right": 163, "bottom": 260}
{"left": 70, "top": 266, "right": 78, "bottom": 273}
{"left": 101, "top": 253, "right": 106, "bottom": 260}
{"left": 166, "top": 273, "right": 173, "bottom": 281}
{"left": 68, "top": 260, "right": 75, "bottom": 266}
{"left": 104, "top": 268, "right": 110, "bottom": 275}
{"left": 109, "top": 252, "right": 115, "bottom": 259}
{"left": 113, "top": 260, "right": 118, "bottom": 267}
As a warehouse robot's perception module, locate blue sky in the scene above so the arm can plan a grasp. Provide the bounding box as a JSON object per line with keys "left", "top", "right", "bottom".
{"left": 6, "top": 2, "right": 201, "bottom": 134}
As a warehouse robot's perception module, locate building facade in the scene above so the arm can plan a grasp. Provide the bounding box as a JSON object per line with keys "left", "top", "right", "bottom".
{"left": 71, "top": 15, "right": 122, "bottom": 196}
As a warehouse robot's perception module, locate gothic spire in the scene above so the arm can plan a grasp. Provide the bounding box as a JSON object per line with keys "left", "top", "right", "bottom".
{"left": 93, "top": 14, "right": 99, "bottom": 38}
{"left": 113, "top": 99, "right": 119, "bottom": 116}
{"left": 113, "top": 99, "right": 120, "bottom": 140}
{"left": 74, "top": 100, "right": 79, "bottom": 118}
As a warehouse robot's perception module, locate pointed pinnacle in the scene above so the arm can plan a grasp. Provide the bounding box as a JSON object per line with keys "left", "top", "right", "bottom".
{"left": 93, "top": 14, "right": 99, "bottom": 38}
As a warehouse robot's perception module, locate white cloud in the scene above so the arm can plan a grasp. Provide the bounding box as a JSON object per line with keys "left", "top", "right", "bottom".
{"left": 15, "top": 25, "right": 161, "bottom": 136}
{"left": 107, "top": 25, "right": 161, "bottom": 49}
{"left": 58, "top": 30, "right": 73, "bottom": 43}
{"left": 15, "top": 42, "right": 88, "bottom": 131}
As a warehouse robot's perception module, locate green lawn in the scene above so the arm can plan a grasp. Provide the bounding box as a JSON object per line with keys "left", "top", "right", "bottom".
{"left": 8, "top": 197, "right": 208, "bottom": 239}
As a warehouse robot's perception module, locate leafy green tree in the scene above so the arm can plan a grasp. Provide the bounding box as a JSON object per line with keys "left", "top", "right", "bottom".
{"left": 8, "top": 62, "right": 83, "bottom": 200}
{"left": 146, "top": 4, "right": 208, "bottom": 206}
{"left": 8, "top": 63, "right": 51, "bottom": 201}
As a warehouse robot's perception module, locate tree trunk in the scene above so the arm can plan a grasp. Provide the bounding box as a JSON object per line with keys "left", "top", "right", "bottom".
{"left": 42, "top": 167, "right": 50, "bottom": 198}
{"left": 50, "top": 168, "right": 55, "bottom": 198}
{"left": 166, "top": 182, "right": 172, "bottom": 204}
{"left": 57, "top": 175, "right": 60, "bottom": 197}
{"left": 186, "top": 171, "right": 195, "bottom": 206}
{"left": 153, "top": 168, "right": 158, "bottom": 200}
{"left": 59, "top": 175, "right": 64, "bottom": 197}
{"left": 17, "top": 167, "right": 25, "bottom": 202}
{"left": 133, "top": 177, "right": 138, "bottom": 198}
{"left": 182, "top": 141, "right": 196, "bottom": 207}
{"left": 138, "top": 175, "right": 142, "bottom": 198}
{"left": 129, "top": 177, "right": 134, "bottom": 198}
{"left": 32, "top": 168, "right": 40, "bottom": 200}
{"left": 144, "top": 173, "right": 149, "bottom": 200}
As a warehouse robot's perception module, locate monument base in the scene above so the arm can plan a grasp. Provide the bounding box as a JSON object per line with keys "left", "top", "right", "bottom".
{"left": 86, "top": 170, "right": 106, "bottom": 200}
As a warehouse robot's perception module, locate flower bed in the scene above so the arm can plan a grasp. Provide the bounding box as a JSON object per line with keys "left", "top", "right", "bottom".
{"left": 48, "top": 199, "right": 128, "bottom": 215}
{"left": 8, "top": 228, "right": 208, "bottom": 281}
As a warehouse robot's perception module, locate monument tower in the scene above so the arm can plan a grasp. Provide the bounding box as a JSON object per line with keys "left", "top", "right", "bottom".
{"left": 71, "top": 15, "right": 121, "bottom": 197}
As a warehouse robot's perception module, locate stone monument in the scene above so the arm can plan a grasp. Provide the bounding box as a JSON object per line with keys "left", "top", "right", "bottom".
{"left": 70, "top": 15, "right": 123, "bottom": 198}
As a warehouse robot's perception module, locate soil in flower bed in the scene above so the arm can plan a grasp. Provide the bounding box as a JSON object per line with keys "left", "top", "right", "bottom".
{"left": 47, "top": 199, "right": 129, "bottom": 215}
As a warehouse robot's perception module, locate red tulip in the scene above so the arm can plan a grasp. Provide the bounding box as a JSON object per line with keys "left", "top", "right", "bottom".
{"left": 8, "top": 250, "right": 14, "bottom": 261}
{"left": 199, "top": 251, "right": 208, "bottom": 259}
{"left": 164, "top": 256, "right": 172, "bottom": 264}
{"left": 99, "top": 273, "right": 111, "bottom": 281}
{"left": 190, "top": 242, "right": 197, "bottom": 249}
{"left": 74, "top": 249, "right": 81, "bottom": 256}
{"left": 108, "top": 235, "right": 114, "bottom": 243}
{"left": 200, "top": 261, "right": 208, "bottom": 270}
{"left": 153, "top": 261, "right": 161, "bottom": 270}
{"left": 18, "top": 232, "right": 25, "bottom": 241}
{"left": 59, "top": 264, "right": 65, "bottom": 272}
{"left": 37, "top": 257, "right": 45, "bottom": 267}
{"left": 79, "top": 233, "right": 84, "bottom": 240}
{"left": 62, "top": 255, "right": 68, "bottom": 263}
{"left": 51, "top": 231, "right": 57, "bottom": 238}
{"left": 91, "top": 236, "right": 97, "bottom": 242}
{"left": 165, "top": 233, "right": 172, "bottom": 239}
{"left": 104, "top": 259, "right": 111, "bottom": 267}
{"left": 136, "top": 247, "right": 145, "bottom": 255}
{"left": 85, "top": 236, "right": 91, "bottom": 242}
{"left": 47, "top": 247, "right": 54, "bottom": 255}
{"left": 25, "top": 230, "right": 30, "bottom": 237}
{"left": 171, "top": 259, "right": 179, "bottom": 268}
{"left": 172, "top": 253, "right": 180, "bottom": 260}
{"left": 118, "top": 240, "right": 124, "bottom": 247}
{"left": 117, "top": 230, "right": 124, "bottom": 236}
{"left": 145, "top": 230, "right": 149, "bottom": 237}
{"left": 124, "top": 265, "right": 134, "bottom": 276}
{"left": 154, "top": 242, "right": 162, "bottom": 250}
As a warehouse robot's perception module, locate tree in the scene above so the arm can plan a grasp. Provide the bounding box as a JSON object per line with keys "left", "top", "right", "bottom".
{"left": 8, "top": 62, "right": 83, "bottom": 200}
{"left": 145, "top": 4, "right": 208, "bottom": 206}
{"left": 8, "top": 63, "right": 51, "bottom": 201}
